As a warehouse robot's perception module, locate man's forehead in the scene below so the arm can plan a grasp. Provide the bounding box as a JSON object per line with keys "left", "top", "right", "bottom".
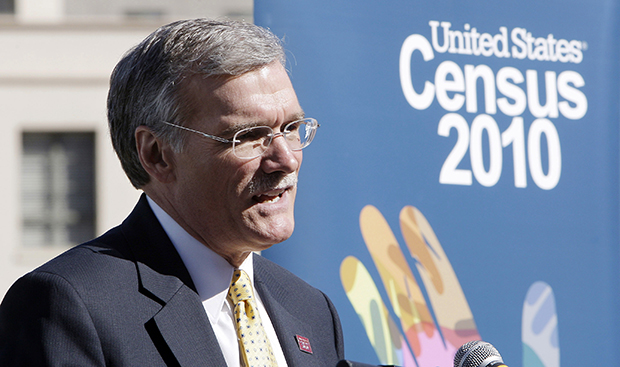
{"left": 182, "top": 64, "right": 303, "bottom": 129}
{"left": 183, "top": 62, "right": 292, "bottom": 96}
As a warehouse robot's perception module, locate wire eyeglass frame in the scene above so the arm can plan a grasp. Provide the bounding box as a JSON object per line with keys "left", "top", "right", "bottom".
{"left": 162, "top": 118, "right": 319, "bottom": 159}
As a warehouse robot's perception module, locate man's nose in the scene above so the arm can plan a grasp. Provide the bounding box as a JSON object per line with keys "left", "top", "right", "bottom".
{"left": 260, "top": 135, "right": 300, "bottom": 174}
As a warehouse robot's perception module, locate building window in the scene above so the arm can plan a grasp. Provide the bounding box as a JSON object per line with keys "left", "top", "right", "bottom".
{"left": 0, "top": 0, "right": 14, "bottom": 14}
{"left": 21, "top": 132, "right": 96, "bottom": 248}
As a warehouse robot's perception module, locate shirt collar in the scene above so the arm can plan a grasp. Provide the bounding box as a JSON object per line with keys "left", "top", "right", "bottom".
{"left": 146, "top": 195, "right": 255, "bottom": 323}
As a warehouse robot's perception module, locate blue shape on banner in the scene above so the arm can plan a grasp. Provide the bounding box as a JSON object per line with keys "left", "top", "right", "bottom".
{"left": 523, "top": 281, "right": 560, "bottom": 367}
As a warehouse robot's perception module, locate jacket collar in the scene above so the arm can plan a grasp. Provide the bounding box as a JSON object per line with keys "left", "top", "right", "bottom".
{"left": 120, "top": 193, "right": 197, "bottom": 300}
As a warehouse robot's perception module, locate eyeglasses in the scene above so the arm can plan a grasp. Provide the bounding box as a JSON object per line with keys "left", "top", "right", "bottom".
{"left": 162, "top": 118, "right": 319, "bottom": 159}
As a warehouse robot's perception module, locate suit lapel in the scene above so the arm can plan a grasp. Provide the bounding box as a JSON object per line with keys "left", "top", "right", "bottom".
{"left": 121, "top": 195, "right": 227, "bottom": 366}
{"left": 254, "top": 256, "right": 322, "bottom": 367}
{"left": 151, "top": 283, "right": 226, "bottom": 366}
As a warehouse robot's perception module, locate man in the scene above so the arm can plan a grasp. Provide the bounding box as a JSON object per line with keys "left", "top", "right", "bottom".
{"left": 0, "top": 19, "right": 344, "bottom": 366}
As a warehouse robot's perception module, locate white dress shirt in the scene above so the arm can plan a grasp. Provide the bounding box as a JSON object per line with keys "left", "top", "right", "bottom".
{"left": 147, "top": 196, "right": 288, "bottom": 367}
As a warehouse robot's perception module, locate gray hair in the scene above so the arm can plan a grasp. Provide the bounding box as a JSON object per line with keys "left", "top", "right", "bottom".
{"left": 107, "top": 19, "right": 286, "bottom": 188}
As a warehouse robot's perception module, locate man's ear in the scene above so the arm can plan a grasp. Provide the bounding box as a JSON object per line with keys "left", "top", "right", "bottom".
{"left": 135, "top": 126, "right": 176, "bottom": 183}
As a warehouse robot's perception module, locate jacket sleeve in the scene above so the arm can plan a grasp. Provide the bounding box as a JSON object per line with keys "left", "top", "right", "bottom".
{"left": 0, "top": 271, "right": 106, "bottom": 367}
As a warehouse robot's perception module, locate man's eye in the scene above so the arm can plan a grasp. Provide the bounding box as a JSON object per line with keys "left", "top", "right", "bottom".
{"left": 235, "top": 127, "right": 271, "bottom": 143}
{"left": 285, "top": 121, "right": 301, "bottom": 132}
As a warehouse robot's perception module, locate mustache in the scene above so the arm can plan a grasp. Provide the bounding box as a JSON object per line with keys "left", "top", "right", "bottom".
{"left": 248, "top": 172, "right": 298, "bottom": 195}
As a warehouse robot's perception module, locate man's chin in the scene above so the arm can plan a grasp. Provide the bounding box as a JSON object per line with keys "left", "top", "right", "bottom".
{"left": 251, "top": 217, "right": 295, "bottom": 248}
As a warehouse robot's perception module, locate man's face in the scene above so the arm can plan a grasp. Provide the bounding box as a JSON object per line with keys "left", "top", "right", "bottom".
{"left": 169, "top": 62, "right": 304, "bottom": 264}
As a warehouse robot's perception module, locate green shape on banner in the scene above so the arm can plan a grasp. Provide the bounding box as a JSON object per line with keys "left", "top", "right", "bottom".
{"left": 523, "top": 343, "right": 545, "bottom": 367}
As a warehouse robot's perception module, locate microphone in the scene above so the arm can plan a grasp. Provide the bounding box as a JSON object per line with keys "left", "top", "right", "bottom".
{"left": 454, "top": 340, "right": 507, "bottom": 367}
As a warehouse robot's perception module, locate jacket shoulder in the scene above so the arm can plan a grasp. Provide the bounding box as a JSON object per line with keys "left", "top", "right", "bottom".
{"left": 33, "top": 225, "right": 132, "bottom": 281}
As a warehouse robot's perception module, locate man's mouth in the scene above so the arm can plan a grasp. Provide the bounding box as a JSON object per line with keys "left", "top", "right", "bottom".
{"left": 253, "top": 188, "right": 287, "bottom": 204}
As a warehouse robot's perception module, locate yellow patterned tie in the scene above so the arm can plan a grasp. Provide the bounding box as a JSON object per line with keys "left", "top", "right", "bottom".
{"left": 228, "top": 269, "right": 277, "bottom": 367}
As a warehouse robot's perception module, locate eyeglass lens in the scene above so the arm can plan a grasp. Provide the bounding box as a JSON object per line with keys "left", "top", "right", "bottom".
{"left": 232, "top": 119, "right": 316, "bottom": 159}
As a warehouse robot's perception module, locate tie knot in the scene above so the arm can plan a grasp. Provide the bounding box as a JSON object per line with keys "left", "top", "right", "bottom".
{"left": 228, "top": 269, "right": 254, "bottom": 304}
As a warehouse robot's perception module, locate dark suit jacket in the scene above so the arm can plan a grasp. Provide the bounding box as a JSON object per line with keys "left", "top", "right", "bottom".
{"left": 0, "top": 195, "right": 344, "bottom": 366}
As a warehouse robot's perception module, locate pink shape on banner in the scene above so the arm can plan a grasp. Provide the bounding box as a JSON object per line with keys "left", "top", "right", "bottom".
{"left": 415, "top": 329, "right": 456, "bottom": 367}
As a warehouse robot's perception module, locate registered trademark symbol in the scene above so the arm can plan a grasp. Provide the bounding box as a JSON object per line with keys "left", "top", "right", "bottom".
{"left": 582, "top": 41, "right": 588, "bottom": 50}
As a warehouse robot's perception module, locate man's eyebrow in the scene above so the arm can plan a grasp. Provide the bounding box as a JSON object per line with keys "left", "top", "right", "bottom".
{"left": 291, "top": 111, "right": 306, "bottom": 121}
{"left": 219, "top": 122, "right": 264, "bottom": 137}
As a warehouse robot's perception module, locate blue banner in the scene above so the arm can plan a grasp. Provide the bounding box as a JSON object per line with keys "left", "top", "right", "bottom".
{"left": 255, "top": 1, "right": 620, "bottom": 366}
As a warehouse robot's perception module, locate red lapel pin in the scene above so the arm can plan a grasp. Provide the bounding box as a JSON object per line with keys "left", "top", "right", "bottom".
{"left": 295, "top": 334, "right": 313, "bottom": 354}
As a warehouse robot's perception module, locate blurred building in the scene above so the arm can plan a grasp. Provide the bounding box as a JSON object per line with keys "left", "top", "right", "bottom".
{"left": 0, "top": 0, "right": 253, "bottom": 297}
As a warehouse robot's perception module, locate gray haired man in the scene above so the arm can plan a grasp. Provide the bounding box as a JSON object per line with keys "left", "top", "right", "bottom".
{"left": 0, "top": 19, "right": 344, "bottom": 367}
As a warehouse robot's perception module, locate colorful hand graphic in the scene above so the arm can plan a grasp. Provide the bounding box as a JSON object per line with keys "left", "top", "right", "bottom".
{"left": 340, "top": 205, "right": 560, "bottom": 367}
{"left": 522, "top": 282, "right": 560, "bottom": 367}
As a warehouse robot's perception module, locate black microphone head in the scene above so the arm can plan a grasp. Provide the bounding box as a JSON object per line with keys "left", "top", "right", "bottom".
{"left": 454, "top": 340, "right": 504, "bottom": 367}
